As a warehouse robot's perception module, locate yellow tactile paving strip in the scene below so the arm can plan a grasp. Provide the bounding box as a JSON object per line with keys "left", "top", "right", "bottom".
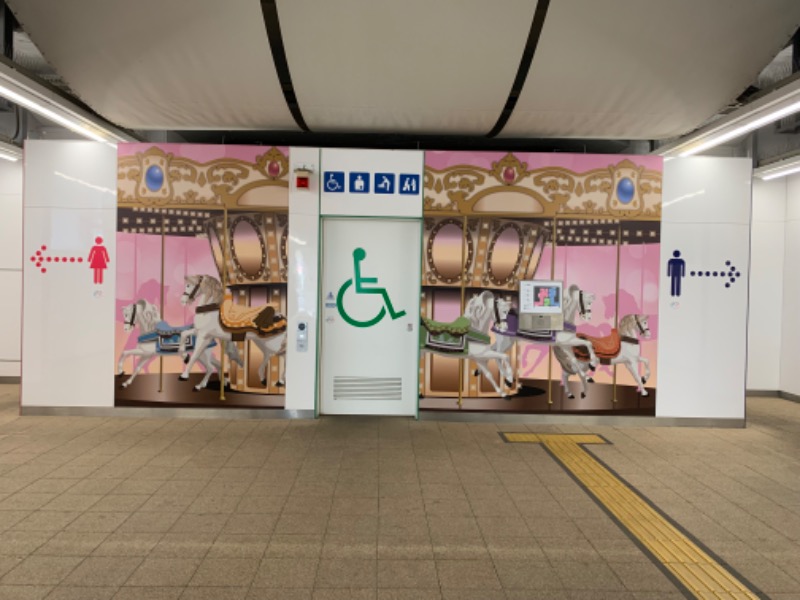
{"left": 502, "top": 433, "right": 761, "bottom": 600}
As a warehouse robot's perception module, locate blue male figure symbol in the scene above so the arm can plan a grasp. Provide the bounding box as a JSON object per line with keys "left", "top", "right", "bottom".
{"left": 667, "top": 250, "right": 686, "bottom": 297}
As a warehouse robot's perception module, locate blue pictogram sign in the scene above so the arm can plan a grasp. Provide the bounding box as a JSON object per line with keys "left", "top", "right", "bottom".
{"left": 398, "top": 174, "right": 420, "bottom": 195}
{"left": 324, "top": 172, "right": 345, "bottom": 193}
{"left": 349, "top": 172, "right": 370, "bottom": 194}
{"left": 374, "top": 173, "right": 395, "bottom": 194}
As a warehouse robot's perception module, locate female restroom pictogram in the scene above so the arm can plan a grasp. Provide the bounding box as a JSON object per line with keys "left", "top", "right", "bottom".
{"left": 88, "top": 236, "right": 110, "bottom": 285}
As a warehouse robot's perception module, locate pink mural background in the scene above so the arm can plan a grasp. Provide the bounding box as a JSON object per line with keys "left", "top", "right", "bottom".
{"left": 115, "top": 143, "right": 289, "bottom": 378}
{"left": 521, "top": 243, "right": 660, "bottom": 388}
{"left": 115, "top": 233, "right": 219, "bottom": 374}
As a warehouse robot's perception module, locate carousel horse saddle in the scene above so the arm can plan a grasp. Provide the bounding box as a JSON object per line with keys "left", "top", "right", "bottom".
{"left": 138, "top": 321, "right": 215, "bottom": 353}
{"left": 220, "top": 298, "right": 286, "bottom": 341}
{"left": 420, "top": 316, "right": 490, "bottom": 354}
{"left": 422, "top": 316, "right": 471, "bottom": 336}
{"left": 574, "top": 329, "right": 621, "bottom": 362}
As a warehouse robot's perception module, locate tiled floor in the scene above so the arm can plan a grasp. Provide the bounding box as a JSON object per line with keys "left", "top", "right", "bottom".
{"left": 0, "top": 383, "right": 799, "bottom": 599}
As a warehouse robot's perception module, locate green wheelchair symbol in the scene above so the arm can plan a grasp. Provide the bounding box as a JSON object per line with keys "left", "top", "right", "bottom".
{"left": 337, "top": 248, "right": 406, "bottom": 328}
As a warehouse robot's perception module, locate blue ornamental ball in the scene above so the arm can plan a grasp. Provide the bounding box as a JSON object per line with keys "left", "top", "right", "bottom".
{"left": 145, "top": 165, "right": 164, "bottom": 192}
{"left": 617, "top": 177, "right": 635, "bottom": 204}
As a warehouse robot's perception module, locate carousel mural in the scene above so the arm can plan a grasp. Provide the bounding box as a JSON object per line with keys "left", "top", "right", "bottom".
{"left": 115, "top": 145, "right": 290, "bottom": 408}
{"left": 419, "top": 151, "right": 663, "bottom": 414}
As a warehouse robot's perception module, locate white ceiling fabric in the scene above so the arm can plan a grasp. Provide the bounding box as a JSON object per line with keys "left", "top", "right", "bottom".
{"left": 278, "top": 0, "right": 536, "bottom": 134}
{"left": 8, "top": 0, "right": 297, "bottom": 130}
{"left": 502, "top": 0, "right": 800, "bottom": 139}
{"left": 9, "top": 0, "right": 800, "bottom": 139}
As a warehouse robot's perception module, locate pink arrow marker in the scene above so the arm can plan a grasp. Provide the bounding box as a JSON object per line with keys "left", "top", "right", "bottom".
{"left": 30, "top": 244, "right": 84, "bottom": 275}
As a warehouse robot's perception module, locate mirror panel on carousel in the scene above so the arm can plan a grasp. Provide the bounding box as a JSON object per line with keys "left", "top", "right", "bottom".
{"left": 115, "top": 144, "right": 290, "bottom": 408}
{"left": 419, "top": 151, "right": 662, "bottom": 414}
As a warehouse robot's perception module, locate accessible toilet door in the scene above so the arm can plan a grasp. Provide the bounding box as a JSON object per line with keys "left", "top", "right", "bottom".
{"left": 320, "top": 218, "right": 421, "bottom": 415}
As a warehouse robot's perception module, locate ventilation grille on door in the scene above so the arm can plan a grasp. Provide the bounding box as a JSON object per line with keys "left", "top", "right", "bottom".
{"left": 333, "top": 377, "right": 402, "bottom": 401}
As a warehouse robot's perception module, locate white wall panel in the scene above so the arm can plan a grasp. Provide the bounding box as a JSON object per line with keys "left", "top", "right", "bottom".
{"left": 0, "top": 161, "right": 23, "bottom": 269}
{"left": 23, "top": 141, "right": 118, "bottom": 210}
{"left": 780, "top": 174, "right": 800, "bottom": 396}
{"left": 657, "top": 157, "right": 751, "bottom": 419}
{"left": 661, "top": 157, "right": 752, "bottom": 225}
{"left": 22, "top": 142, "right": 117, "bottom": 407}
{"left": 285, "top": 147, "right": 320, "bottom": 412}
{"left": 0, "top": 160, "right": 23, "bottom": 378}
{"left": 747, "top": 178, "right": 785, "bottom": 391}
{"left": 0, "top": 271, "right": 21, "bottom": 375}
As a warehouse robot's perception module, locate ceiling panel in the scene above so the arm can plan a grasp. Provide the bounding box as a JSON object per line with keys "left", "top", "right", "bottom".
{"left": 501, "top": 0, "right": 800, "bottom": 139}
{"left": 278, "top": 0, "right": 535, "bottom": 134}
{"left": 8, "top": 0, "right": 297, "bottom": 130}
{"left": 7, "top": 0, "right": 800, "bottom": 139}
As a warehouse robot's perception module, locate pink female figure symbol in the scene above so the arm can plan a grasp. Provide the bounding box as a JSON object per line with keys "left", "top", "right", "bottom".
{"left": 88, "top": 236, "right": 110, "bottom": 285}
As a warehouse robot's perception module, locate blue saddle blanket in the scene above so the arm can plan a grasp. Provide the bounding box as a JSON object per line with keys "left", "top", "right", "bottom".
{"left": 138, "top": 322, "right": 216, "bottom": 354}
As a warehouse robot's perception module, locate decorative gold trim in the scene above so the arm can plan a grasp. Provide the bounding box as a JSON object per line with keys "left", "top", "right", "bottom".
{"left": 424, "top": 153, "right": 662, "bottom": 220}
{"left": 119, "top": 146, "right": 289, "bottom": 210}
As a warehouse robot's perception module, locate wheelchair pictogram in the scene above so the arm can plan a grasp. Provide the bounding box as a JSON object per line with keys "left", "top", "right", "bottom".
{"left": 324, "top": 171, "right": 345, "bottom": 192}
{"left": 337, "top": 248, "right": 406, "bottom": 328}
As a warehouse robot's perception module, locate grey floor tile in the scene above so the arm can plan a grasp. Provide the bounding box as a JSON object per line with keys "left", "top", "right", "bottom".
{"left": 435, "top": 559, "right": 501, "bottom": 590}
{"left": 252, "top": 557, "right": 319, "bottom": 588}
{"left": 125, "top": 557, "right": 201, "bottom": 587}
{"left": 0, "top": 530, "right": 54, "bottom": 555}
{"left": 1, "top": 556, "right": 82, "bottom": 585}
{"left": 92, "top": 532, "right": 162, "bottom": 557}
{"left": 207, "top": 534, "right": 268, "bottom": 559}
{"left": 188, "top": 557, "right": 260, "bottom": 587}
{"left": 64, "top": 512, "right": 129, "bottom": 533}
{"left": 35, "top": 532, "right": 109, "bottom": 556}
{"left": 0, "top": 585, "right": 53, "bottom": 600}
{"left": 112, "top": 588, "right": 183, "bottom": 600}
{"left": 180, "top": 588, "right": 248, "bottom": 600}
{"left": 88, "top": 495, "right": 149, "bottom": 513}
{"left": 493, "top": 558, "right": 562, "bottom": 590}
{"left": 376, "top": 590, "right": 441, "bottom": 600}
{"left": 377, "top": 559, "right": 438, "bottom": 589}
{"left": 315, "top": 558, "right": 377, "bottom": 588}
{"left": 62, "top": 556, "right": 143, "bottom": 587}
{"left": 311, "top": 590, "right": 376, "bottom": 600}
{"left": 321, "top": 534, "right": 377, "bottom": 559}
{"left": 246, "top": 589, "right": 312, "bottom": 600}
{"left": 45, "top": 587, "right": 118, "bottom": 600}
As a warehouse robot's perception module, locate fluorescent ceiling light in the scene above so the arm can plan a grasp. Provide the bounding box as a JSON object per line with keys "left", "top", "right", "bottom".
{"left": 0, "top": 140, "right": 21, "bottom": 161}
{"left": 0, "top": 59, "right": 136, "bottom": 144}
{"left": 654, "top": 76, "right": 800, "bottom": 158}
{"left": 754, "top": 154, "right": 800, "bottom": 180}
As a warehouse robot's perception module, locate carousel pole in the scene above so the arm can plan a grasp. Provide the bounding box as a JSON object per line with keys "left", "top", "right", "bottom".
{"left": 458, "top": 215, "right": 467, "bottom": 409}
{"left": 219, "top": 206, "right": 228, "bottom": 402}
{"left": 613, "top": 221, "right": 621, "bottom": 405}
{"left": 159, "top": 213, "right": 165, "bottom": 393}
{"left": 547, "top": 218, "right": 556, "bottom": 405}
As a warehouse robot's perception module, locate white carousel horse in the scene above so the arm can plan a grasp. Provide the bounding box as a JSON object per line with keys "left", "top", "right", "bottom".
{"left": 421, "top": 290, "right": 515, "bottom": 398}
{"left": 553, "top": 313, "right": 652, "bottom": 399}
{"left": 116, "top": 299, "right": 237, "bottom": 389}
{"left": 179, "top": 275, "right": 287, "bottom": 391}
{"left": 491, "top": 284, "right": 600, "bottom": 369}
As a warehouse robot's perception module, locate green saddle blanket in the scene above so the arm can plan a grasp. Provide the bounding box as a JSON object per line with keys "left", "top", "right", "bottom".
{"left": 420, "top": 317, "right": 491, "bottom": 352}
{"left": 422, "top": 316, "right": 471, "bottom": 336}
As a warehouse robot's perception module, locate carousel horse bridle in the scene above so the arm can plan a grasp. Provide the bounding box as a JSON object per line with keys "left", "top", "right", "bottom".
{"left": 634, "top": 314, "right": 648, "bottom": 336}
{"left": 124, "top": 302, "right": 138, "bottom": 328}
{"left": 183, "top": 276, "right": 204, "bottom": 303}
